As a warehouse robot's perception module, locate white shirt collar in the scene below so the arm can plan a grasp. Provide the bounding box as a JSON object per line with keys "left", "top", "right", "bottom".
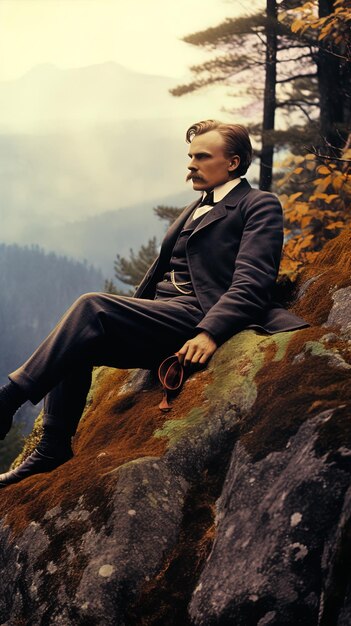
{"left": 202, "top": 177, "right": 242, "bottom": 204}
{"left": 192, "top": 177, "right": 242, "bottom": 221}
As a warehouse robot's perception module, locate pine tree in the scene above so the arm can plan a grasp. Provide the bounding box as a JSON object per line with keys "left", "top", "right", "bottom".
{"left": 291, "top": 0, "right": 351, "bottom": 153}
{"left": 113, "top": 237, "right": 159, "bottom": 288}
{"left": 171, "top": 1, "right": 321, "bottom": 190}
{"left": 153, "top": 205, "right": 182, "bottom": 227}
{"left": 107, "top": 206, "right": 183, "bottom": 292}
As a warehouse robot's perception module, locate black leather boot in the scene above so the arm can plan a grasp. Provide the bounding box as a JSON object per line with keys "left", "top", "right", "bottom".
{"left": 0, "top": 422, "right": 73, "bottom": 488}
{"left": 0, "top": 447, "right": 73, "bottom": 487}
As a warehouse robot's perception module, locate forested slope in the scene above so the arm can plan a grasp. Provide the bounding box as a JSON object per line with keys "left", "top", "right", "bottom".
{"left": 0, "top": 243, "right": 103, "bottom": 469}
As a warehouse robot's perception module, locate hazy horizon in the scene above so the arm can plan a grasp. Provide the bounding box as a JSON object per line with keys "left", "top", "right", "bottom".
{"left": 0, "top": 1, "right": 262, "bottom": 270}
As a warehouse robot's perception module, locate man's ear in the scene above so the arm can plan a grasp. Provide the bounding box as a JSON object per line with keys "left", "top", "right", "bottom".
{"left": 228, "top": 155, "right": 240, "bottom": 172}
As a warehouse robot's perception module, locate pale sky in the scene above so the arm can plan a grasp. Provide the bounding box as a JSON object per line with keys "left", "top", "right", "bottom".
{"left": 0, "top": 0, "right": 264, "bottom": 81}
{"left": 0, "top": 0, "right": 265, "bottom": 250}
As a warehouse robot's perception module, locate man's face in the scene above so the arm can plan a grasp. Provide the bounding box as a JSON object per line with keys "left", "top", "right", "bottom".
{"left": 186, "top": 130, "right": 239, "bottom": 192}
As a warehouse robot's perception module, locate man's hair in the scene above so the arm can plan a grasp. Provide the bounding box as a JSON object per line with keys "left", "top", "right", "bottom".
{"left": 186, "top": 119, "right": 253, "bottom": 177}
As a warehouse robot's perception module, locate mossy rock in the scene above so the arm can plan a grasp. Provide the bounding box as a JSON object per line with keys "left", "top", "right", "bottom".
{"left": 0, "top": 230, "right": 350, "bottom": 625}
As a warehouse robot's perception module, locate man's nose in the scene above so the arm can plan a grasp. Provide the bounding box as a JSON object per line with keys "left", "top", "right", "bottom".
{"left": 188, "top": 159, "right": 197, "bottom": 171}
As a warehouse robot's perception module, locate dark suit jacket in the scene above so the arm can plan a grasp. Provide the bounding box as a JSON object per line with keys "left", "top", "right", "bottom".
{"left": 134, "top": 178, "right": 309, "bottom": 344}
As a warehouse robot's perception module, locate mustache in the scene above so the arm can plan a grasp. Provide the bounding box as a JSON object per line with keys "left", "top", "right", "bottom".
{"left": 186, "top": 172, "right": 203, "bottom": 182}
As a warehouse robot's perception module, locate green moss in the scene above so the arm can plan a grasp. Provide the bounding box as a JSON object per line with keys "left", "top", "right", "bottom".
{"left": 205, "top": 331, "right": 272, "bottom": 412}
{"left": 304, "top": 340, "right": 335, "bottom": 358}
{"left": 86, "top": 366, "right": 113, "bottom": 406}
{"left": 153, "top": 330, "right": 291, "bottom": 449}
{"left": 271, "top": 331, "right": 299, "bottom": 362}
{"left": 300, "top": 340, "right": 351, "bottom": 370}
{"left": 104, "top": 455, "right": 160, "bottom": 476}
{"left": 154, "top": 407, "right": 208, "bottom": 445}
{"left": 12, "top": 410, "right": 44, "bottom": 469}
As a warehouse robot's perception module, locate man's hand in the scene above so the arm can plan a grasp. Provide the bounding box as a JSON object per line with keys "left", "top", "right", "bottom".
{"left": 176, "top": 331, "right": 217, "bottom": 366}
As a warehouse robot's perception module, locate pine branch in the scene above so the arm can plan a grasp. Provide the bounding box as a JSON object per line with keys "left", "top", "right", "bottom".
{"left": 277, "top": 43, "right": 314, "bottom": 50}
{"left": 277, "top": 52, "right": 316, "bottom": 63}
{"left": 276, "top": 73, "right": 317, "bottom": 84}
{"left": 170, "top": 59, "right": 264, "bottom": 96}
{"left": 306, "top": 147, "right": 351, "bottom": 164}
{"left": 276, "top": 101, "right": 317, "bottom": 122}
{"left": 276, "top": 99, "right": 319, "bottom": 108}
{"left": 153, "top": 206, "right": 183, "bottom": 226}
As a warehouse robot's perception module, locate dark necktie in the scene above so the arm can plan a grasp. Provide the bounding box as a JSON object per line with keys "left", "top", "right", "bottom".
{"left": 198, "top": 190, "right": 215, "bottom": 207}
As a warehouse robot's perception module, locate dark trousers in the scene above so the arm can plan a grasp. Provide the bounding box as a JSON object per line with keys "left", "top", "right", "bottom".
{"left": 9, "top": 292, "right": 204, "bottom": 435}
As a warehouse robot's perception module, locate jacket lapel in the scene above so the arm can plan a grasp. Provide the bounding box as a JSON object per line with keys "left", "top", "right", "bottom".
{"left": 190, "top": 178, "right": 252, "bottom": 237}
{"left": 159, "top": 179, "right": 252, "bottom": 256}
{"left": 158, "top": 196, "right": 201, "bottom": 258}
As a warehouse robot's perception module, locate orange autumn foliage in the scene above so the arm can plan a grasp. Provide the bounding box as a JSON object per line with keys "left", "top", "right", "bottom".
{"left": 290, "top": 0, "right": 351, "bottom": 53}
{"left": 278, "top": 150, "right": 351, "bottom": 277}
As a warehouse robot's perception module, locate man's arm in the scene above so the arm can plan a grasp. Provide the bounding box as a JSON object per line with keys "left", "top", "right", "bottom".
{"left": 178, "top": 192, "right": 284, "bottom": 364}
{"left": 196, "top": 191, "right": 284, "bottom": 343}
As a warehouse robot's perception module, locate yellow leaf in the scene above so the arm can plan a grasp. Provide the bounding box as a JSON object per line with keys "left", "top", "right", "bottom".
{"left": 325, "top": 221, "right": 344, "bottom": 230}
{"left": 300, "top": 236, "right": 315, "bottom": 250}
{"left": 317, "top": 165, "right": 331, "bottom": 175}
{"left": 324, "top": 194, "right": 339, "bottom": 204}
{"left": 293, "top": 167, "right": 304, "bottom": 175}
{"left": 315, "top": 175, "right": 332, "bottom": 192}
{"left": 291, "top": 20, "right": 304, "bottom": 32}
{"left": 301, "top": 216, "right": 312, "bottom": 228}
{"left": 289, "top": 192, "right": 303, "bottom": 202}
{"left": 310, "top": 192, "right": 328, "bottom": 200}
{"left": 332, "top": 176, "right": 346, "bottom": 191}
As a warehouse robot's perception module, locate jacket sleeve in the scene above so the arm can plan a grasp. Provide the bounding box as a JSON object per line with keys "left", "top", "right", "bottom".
{"left": 195, "top": 192, "right": 284, "bottom": 343}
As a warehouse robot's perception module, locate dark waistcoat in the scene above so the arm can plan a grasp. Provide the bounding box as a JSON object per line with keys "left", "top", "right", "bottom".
{"left": 135, "top": 179, "right": 310, "bottom": 344}
{"left": 155, "top": 211, "right": 204, "bottom": 299}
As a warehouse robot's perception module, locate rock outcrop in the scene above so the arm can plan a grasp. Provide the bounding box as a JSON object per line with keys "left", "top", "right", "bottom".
{"left": 0, "top": 230, "right": 350, "bottom": 626}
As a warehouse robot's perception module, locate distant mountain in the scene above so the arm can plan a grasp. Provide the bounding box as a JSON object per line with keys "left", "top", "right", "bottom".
{"left": 0, "top": 61, "right": 256, "bottom": 275}
{"left": 0, "top": 187, "right": 194, "bottom": 276}
{"left": 0, "top": 61, "right": 222, "bottom": 132}
{"left": 28, "top": 190, "right": 194, "bottom": 278}
{"left": 0, "top": 61, "right": 214, "bottom": 236}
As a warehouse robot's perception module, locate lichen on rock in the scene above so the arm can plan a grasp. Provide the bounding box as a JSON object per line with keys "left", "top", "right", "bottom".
{"left": 0, "top": 230, "right": 350, "bottom": 625}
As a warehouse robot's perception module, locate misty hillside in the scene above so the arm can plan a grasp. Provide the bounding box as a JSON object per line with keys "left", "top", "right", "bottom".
{"left": 0, "top": 121, "right": 193, "bottom": 228}
{"left": 0, "top": 61, "right": 256, "bottom": 273}
{"left": 24, "top": 190, "right": 193, "bottom": 277}
{"left": 0, "top": 62, "right": 212, "bottom": 226}
{"left": 0, "top": 243, "right": 103, "bottom": 388}
{"left": 0, "top": 62, "right": 240, "bottom": 235}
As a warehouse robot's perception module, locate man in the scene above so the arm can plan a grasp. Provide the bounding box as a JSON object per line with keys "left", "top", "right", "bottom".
{"left": 0, "top": 119, "right": 308, "bottom": 486}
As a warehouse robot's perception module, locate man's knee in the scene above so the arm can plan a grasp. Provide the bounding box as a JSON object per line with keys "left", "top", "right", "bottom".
{"left": 69, "top": 292, "right": 105, "bottom": 316}
{"left": 74, "top": 292, "right": 102, "bottom": 306}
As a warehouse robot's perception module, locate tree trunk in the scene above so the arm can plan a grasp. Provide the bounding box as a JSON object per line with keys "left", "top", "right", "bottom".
{"left": 317, "top": 0, "right": 348, "bottom": 152}
{"left": 259, "top": 0, "right": 277, "bottom": 191}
